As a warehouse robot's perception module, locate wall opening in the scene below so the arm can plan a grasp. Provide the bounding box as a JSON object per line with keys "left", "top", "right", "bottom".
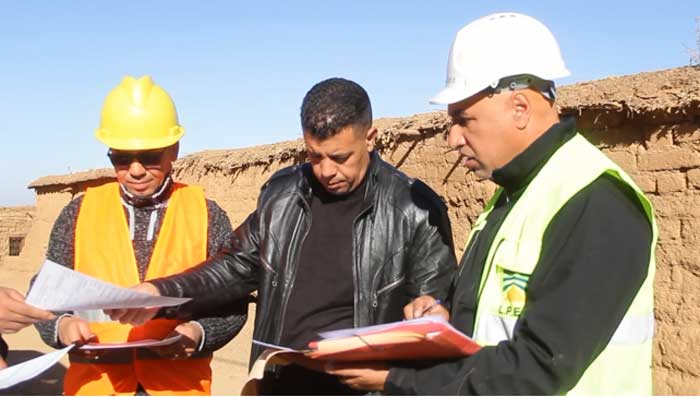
{"left": 9, "top": 236, "right": 24, "bottom": 256}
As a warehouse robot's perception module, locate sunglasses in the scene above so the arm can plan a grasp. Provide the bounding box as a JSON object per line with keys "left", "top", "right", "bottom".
{"left": 107, "top": 149, "right": 166, "bottom": 168}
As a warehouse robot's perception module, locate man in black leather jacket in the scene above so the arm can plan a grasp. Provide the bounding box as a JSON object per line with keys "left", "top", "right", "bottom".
{"left": 108, "top": 77, "right": 456, "bottom": 395}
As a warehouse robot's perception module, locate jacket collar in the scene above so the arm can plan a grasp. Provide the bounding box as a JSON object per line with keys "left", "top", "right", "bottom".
{"left": 491, "top": 117, "right": 577, "bottom": 198}
{"left": 299, "top": 151, "right": 380, "bottom": 207}
{"left": 119, "top": 174, "right": 174, "bottom": 208}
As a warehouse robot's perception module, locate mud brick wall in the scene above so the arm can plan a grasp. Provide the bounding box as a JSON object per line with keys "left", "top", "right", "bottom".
{"left": 17, "top": 171, "right": 115, "bottom": 272}
{"left": 0, "top": 206, "right": 35, "bottom": 266}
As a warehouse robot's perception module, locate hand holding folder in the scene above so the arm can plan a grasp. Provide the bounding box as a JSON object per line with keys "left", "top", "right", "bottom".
{"left": 250, "top": 315, "right": 480, "bottom": 362}
{"left": 241, "top": 316, "right": 480, "bottom": 395}
{"left": 307, "top": 315, "right": 480, "bottom": 361}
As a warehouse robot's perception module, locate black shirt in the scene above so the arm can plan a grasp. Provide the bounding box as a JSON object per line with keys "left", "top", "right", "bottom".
{"left": 282, "top": 172, "right": 369, "bottom": 350}
{"left": 386, "top": 118, "right": 653, "bottom": 395}
{"left": 265, "top": 171, "right": 370, "bottom": 396}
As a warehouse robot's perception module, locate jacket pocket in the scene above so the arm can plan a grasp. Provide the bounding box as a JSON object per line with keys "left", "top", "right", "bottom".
{"left": 376, "top": 275, "right": 406, "bottom": 296}
{"left": 490, "top": 238, "right": 540, "bottom": 276}
{"left": 371, "top": 274, "right": 406, "bottom": 309}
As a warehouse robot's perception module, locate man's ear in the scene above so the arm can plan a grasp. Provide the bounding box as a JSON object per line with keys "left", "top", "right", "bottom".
{"left": 365, "top": 126, "right": 378, "bottom": 151}
{"left": 511, "top": 91, "right": 532, "bottom": 130}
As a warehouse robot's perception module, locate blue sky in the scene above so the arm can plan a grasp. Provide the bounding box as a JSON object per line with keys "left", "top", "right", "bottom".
{"left": 1, "top": 1, "right": 697, "bottom": 205}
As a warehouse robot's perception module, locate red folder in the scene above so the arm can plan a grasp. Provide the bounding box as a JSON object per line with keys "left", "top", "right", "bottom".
{"left": 306, "top": 316, "right": 481, "bottom": 361}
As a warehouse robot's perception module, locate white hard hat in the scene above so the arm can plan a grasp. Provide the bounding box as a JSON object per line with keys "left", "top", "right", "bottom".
{"left": 431, "top": 12, "right": 570, "bottom": 105}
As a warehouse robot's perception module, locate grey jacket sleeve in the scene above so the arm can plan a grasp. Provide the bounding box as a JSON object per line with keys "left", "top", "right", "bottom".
{"left": 33, "top": 197, "right": 83, "bottom": 349}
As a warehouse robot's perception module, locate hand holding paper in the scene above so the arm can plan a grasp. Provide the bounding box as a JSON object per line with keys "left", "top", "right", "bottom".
{"left": 3, "top": 261, "right": 195, "bottom": 390}
{"left": 26, "top": 260, "right": 189, "bottom": 312}
{"left": 146, "top": 322, "right": 200, "bottom": 359}
{"left": 104, "top": 282, "right": 162, "bottom": 325}
{"left": 0, "top": 287, "right": 54, "bottom": 333}
{"left": 58, "top": 316, "right": 96, "bottom": 347}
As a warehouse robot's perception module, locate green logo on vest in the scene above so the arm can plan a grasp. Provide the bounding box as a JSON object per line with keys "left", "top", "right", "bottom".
{"left": 498, "top": 271, "right": 528, "bottom": 317}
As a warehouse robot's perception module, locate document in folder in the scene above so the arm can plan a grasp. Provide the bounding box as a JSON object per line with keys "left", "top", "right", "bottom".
{"left": 306, "top": 315, "right": 481, "bottom": 361}
{"left": 242, "top": 317, "right": 480, "bottom": 395}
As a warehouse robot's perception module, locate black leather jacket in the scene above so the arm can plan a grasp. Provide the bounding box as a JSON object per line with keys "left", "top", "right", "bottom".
{"left": 153, "top": 152, "right": 457, "bottom": 364}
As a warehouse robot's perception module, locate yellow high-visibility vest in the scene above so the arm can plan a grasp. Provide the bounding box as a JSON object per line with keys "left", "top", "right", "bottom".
{"left": 470, "top": 134, "right": 656, "bottom": 395}
{"left": 67, "top": 182, "right": 212, "bottom": 396}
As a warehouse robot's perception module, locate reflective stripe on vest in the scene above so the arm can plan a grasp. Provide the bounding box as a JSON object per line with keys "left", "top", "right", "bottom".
{"left": 474, "top": 311, "right": 655, "bottom": 347}
{"left": 67, "top": 182, "right": 211, "bottom": 396}
{"left": 470, "top": 134, "right": 657, "bottom": 395}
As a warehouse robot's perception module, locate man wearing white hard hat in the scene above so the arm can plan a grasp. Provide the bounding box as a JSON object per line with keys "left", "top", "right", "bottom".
{"left": 326, "top": 12, "right": 657, "bottom": 395}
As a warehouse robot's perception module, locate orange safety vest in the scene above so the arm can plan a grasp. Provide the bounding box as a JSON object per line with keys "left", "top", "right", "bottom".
{"left": 65, "top": 182, "right": 212, "bottom": 396}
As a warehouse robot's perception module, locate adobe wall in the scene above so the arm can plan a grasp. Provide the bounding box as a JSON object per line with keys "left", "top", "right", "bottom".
{"left": 556, "top": 69, "right": 700, "bottom": 395}
{"left": 19, "top": 66, "right": 700, "bottom": 394}
{"left": 11, "top": 170, "right": 116, "bottom": 273}
{"left": 0, "top": 206, "right": 35, "bottom": 266}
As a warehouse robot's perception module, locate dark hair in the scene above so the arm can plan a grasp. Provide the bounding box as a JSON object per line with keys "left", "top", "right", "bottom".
{"left": 300, "top": 77, "right": 372, "bottom": 140}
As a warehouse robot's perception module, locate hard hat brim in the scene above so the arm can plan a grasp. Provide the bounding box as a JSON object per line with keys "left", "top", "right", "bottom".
{"left": 429, "top": 84, "right": 480, "bottom": 106}
{"left": 95, "top": 128, "right": 184, "bottom": 151}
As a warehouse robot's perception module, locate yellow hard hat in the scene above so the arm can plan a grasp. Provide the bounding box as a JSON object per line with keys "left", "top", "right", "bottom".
{"left": 95, "top": 75, "right": 184, "bottom": 150}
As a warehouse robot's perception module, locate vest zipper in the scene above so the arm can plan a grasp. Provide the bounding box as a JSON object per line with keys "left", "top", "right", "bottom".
{"left": 456, "top": 228, "right": 483, "bottom": 281}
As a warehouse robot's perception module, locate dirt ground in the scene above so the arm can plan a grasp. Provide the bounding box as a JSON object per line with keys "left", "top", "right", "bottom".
{"left": 1, "top": 267, "right": 254, "bottom": 395}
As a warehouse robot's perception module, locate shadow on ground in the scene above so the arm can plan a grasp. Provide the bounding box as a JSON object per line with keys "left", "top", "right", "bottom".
{"left": 3, "top": 350, "right": 65, "bottom": 395}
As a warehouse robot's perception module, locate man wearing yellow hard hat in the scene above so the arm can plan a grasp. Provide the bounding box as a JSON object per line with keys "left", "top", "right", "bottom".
{"left": 33, "top": 76, "right": 247, "bottom": 395}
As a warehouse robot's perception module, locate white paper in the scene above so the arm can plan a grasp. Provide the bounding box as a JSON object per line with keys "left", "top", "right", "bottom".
{"left": 26, "top": 260, "right": 191, "bottom": 311}
{"left": 317, "top": 314, "right": 449, "bottom": 340}
{"left": 252, "top": 339, "right": 304, "bottom": 352}
{"left": 79, "top": 334, "right": 182, "bottom": 350}
{"left": 0, "top": 344, "right": 74, "bottom": 390}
